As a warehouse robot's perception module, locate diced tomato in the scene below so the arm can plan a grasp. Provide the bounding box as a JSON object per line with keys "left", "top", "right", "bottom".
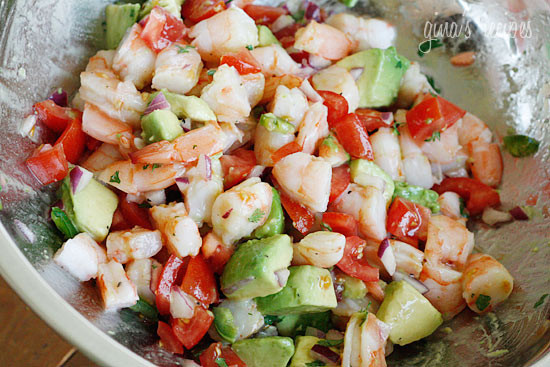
{"left": 140, "top": 6, "right": 186, "bottom": 52}
{"left": 243, "top": 4, "right": 288, "bottom": 24}
{"left": 355, "top": 109, "right": 392, "bottom": 133}
{"left": 336, "top": 236, "right": 379, "bottom": 282}
{"left": 276, "top": 184, "right": 315, "bottom": 235}
{"left": 181, "top": 0, "right": 226, "bottom": 23}
{"left": 180, "top": 254, "right": 219, "bottom": 306}
{"left": 157, "top": 321, "right": 184, "bottom": 354}
{"left": 110, "top": 207, "right": 131, "bottom": 231}
{"left": 86, "top": 136, "right": 102, "bottom": 152}
{"left": 26, "top": 144, "right": 68, "bottom": 185}
{"left": 329, "top": 165, "right": 351, "bottom": 203}
{"left": 406, "top": 95, "right": 466, "bottom": 142}
{"left": 289, "top": 51, "right": 309, "bottom": 65}
{"left": 271, "top": 141, "right": 302, "bottom": 164}
{"left": 322, "top": 212, "right": 358, "bottom": 237}
{"left": 220, "top": 148, "right": 257, "bottom": 190}
{"left": 279, "top": 36, "right": 296, "bottom": 49}
{"left": 317, "top": 90, "right": 349, "bottom": 128}
{"left": 274, "top": 23, "right": 301, "bottom": 40}
{"left": 33, "top": 100, "right": 82, "bottom": 134}
{"left": 200, "top": 342, "right": 247, "bottom": 367}
{"left": 171, "top": 306, "right": 214, "bottom": 349}
{"left": 332, "top": 113, "right": 374, "bottom": 160}
{"left": 54, "top": 119, "right": 86, "bottom": 164}
{"left": 220, "top": 49, "right": 262, "bottom": 75}
{"left": 432, "top": 177, "right": 500, "bottom": 216}
{"left": 201, "top": 232, "right": 234, "bottom": 275}
{"left": 386, "top": 197, "right": 430, "bottom": 247}
{"left": 155, "top": 255, "right": 186, "bottom": 315}
{"left": 119, "top": 194, "right": 153, "bottom": 230}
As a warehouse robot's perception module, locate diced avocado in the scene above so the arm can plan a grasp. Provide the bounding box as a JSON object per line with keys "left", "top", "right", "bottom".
{"left": 213, "top": 299, "right": 264, "bottom": 343}
{"left": 233, "top": 337, "right": 295, "bottom": 367}
{"left": 337, "top": 47, "right": 410, "bottom": 108}
{"left": 149, "top": 90, "right": 216, "bottom": 121}
{"left": 289, "top": 336, "right": 320, "bottom": 367}
{"left": 141, "top": 109, "right": 183, "bottom": 144}
{"left": 339, "top": 0, "right": 359, "bottom": 7}
{"left": 275, "top": 311, "right": 332, "bottom": 337}
{"left": 252, "top": 187, "right": 284, "bottom": 239}
{"left": 213, "top": 307, "right": 238, "bottom": 343}
{"left": 350, "top": 159, "right": 395, "bottom": 204}
{"left": 340, "top": 273, "right": 368, "bottom": 299}
{"left": 259, "top": 113, "right": 296, "bottom": 134}
{"left": 139, "top": 0, "right": 183, "bottom": 19}
{"left": 105, "top": 4, "right": 141, "bottom": 50}
{"left": 258, "top": 25, "right": 281, "bottom": 47}
{"left": 256, "top": 266, "right": 337, "bottom": 315}
{"left": 61, "top": 176, "right": 118, "bottom": 242}
{"left": 393, "top": 181, "right": 440, "bottom": 213}
{"left": 221, "top": 234, "right": 293, "bottom": 300}
{"left": 376, "top": 280, "right": 443, "bottom": 346}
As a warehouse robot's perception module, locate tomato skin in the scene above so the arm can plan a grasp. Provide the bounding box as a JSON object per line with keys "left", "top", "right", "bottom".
{"left": 271, "top": 141, "right": 302, "bottom": 164}
{"left": 54, "top": 119, "right": 86, "bottom": 164}
{"left": 155, "top": 255, "right": 186, "bottom": 315}
{"left": 243, "top": 4, "right": 288, "bottom": 24}
{"left": 432, "top": 177, "right": 500, "bottom": 216}
{"left": 273, "top": 23, "right": 301, "bottom": 40}
{"left": 181, "top": 0, "right": 226, "bottom": 23}
{"left": 336, "top": 236, "right": 379, "bottom": 282}
{"left": 387, "top": 197, "right": 430, "bottom": 247}
{"left": 201, "top": 233, "right": 234, "bottom": 275}
{"left": 220, "top": 50, "right": 262, "bottom": 75}
{"left": 317, "top": 90, "right": 349, "bottom": 129}
{"left": 200, "top": 342, "right": 247, "bottom": 367}
{"left": 180, "top": 254, "right": 219, "bottom": 306}
{"left": 275, "top": 181, "right": 315, "bottom": 235}
{"left": 157, "top": 321, "right": 184, "bottom": 354}
{"left": 332, "top": 113, "right": 374, "bottom": 160}
{"left": 33, "top": 100, "right": 82, "bottom": 133}
{"left": 355, "top": 109, "right": 391, "bottom": 133}
{"left": 86, "top": 136, "right": 102, "bottom": 152}
{"left": 220, "top": 148, "right": 257, "bottom": 190}
{"left": 171, "top": 306, "right": 214, "bottom": 349}
{"left": 406, "top": 95, "right": 466, "bottom": 142}
{"left": 322, "top": 212, "right": 358, "bottom": 237}
{"left": 26, "top": 144, "right": 69, "bottom": 185}
{"left": 140, "top": 6, "right": 186, "bottom": 52}
{"left": 119, "top": 194, "right": 153, "bottom": 230}
{"left": 289, "top": 51, "right": 309, "bottom": 64}
{"left": 329, "top": 165, "right": 351, "bottom": 203}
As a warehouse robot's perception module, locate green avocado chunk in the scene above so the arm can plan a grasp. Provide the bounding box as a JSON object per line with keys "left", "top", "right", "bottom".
{"left": 149, "top": 90, "right": 217, "bottom": 121}
{"left": 252, "top": 187, "right": 284, "bottom": 239}
{"left": 141, "top": 109, "right": 183, "bottom": 144}
{"left": 213, "top": 307, "right": 238, "bottom": 343}
{"left": 350, "top": 159, "right": 395, "bottom": 204}
{"left": 393, "top": 181, "right": 440, "bottom": 213}
{"left": 232, "top": 337, "right": 295, "bottom": 367}
{"left": 338, "top": 273, "right": 368, "bottom": 299}
{"left": 376, "top": 280, "right": 443, "bottom": 346}
{"left": 221, "top": 235, "right": 293, "bottom": 300}
{"left": 337, "top": 47, "right": 410, "bottom": 108}
{"left": 259, "top": 113, "right": 296, "bottom": 134}
{"left": 274, "top": 311, "right": 332, "bottom": 337}
{"left": 289, "top": 336, "right": 320, "bottom": 367}
{"left": 105, "top": 4, "right": 141, "bottom": 50}
{"left": 257, "top": 25, "right": 281, "bottom": 47}
{"left": 256, "top": 266, "right": 337, "bottom": 315}
{"left": 139, "top": 0, "right": 183, "bottom": 19}
{"left": 61, "top": 175, "right": 118, "bottom": 242}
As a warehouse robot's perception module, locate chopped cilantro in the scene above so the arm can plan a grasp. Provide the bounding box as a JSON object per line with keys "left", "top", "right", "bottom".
{"left": 193, "top": 145, "right": 197, "bottom": 149}
{"left": 246, "top": 44, "right": 254, "bottom": 51}
{"left": 264, "top": 315, "right": 284, "bottom": 325}
{"left": 424, "top": 131, "right": 441, "bottom": 142}
{"left": 426, "top": 75, "right": 441, "bottom": 94}
{"left": 152, "top": 163, "right": 161, "bottom": 171}
{"left": 534, "top": 294, "right": 549, "bottom": 309}
{"left": 459, "top": 198, "right": 469, "bottom": 218}
{"left": 503, "top": 135, "right": 540, "bottom": 158}
{"left": 396, "top": 60, "right": 403, "bottom": 69}
{"left": 252, "top": 105, "right": 265, "bottom": 119}
{"left": 305, "top": 362, "right": 326, "bottom": 367}
{"left": 291, "top": 9, "right": 305, "bottom": 22}
{"left": 110, "top": 171, "right": 121, "bottom": 183}
{"left": 392, "top": 122, "right": 404, "bottom": 136}
{"left": 138, "top": 202, "right": 152, "bottom": 209}
{"left": 215, "top": 358, "right": 229, "bottom": 367}
{"left": 317, "top": 339, "right": 344, "bottom": 347}
{"left": 176, "top": 45, "right": 195, "bottom": 54}
{"left": 476, "top": 294, "right": 491, "bottom": 311}
{"left": 418, "top": 38, "right": 444, "bottom": 57}
{"left": 248, "top": 208, "right": 264, "bottom": 223}
{"left": 142, "top": 164, "right": 149, "bottom": 170}
{"left": 207, "top": 69, "right": 216, "bottom": 76}
{"left": 321, "top": 222, "right": 333, "bottom": 232}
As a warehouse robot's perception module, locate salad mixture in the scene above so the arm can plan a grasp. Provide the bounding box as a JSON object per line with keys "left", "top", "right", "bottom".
{"left": 22, "top": 0, "right": 534, "bottom": 366}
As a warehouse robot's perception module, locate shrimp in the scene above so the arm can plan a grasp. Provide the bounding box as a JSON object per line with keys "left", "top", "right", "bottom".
{"left": 112, "top": 24, "right": 156, "bottom": 89}
{"left": 319, "top": 134, "right": 350, "bottom": 167}
{"left": 396, "top": 62, "right": 434, "bottom": 108}
{"left": 296, "top": 102, "right": 329, "bottom": 155}
{"left": 260, "top": 74, "right": 303, "bottom": 104}
{"left": 419, "top": 271, "right": 466, "bottom": 320}
{"left": 311, "top": 65, "right": 360, "bottom": 112}
{"left": 187, "top": 68, "right": 214, "bottom": 97}
{"left": 189, "top": 7, "right": 259, "bottom": 62}
{"left": 294, "top": 20, "right": 352, "bottom": 61}
{"left": 97, "top": 260, "right": 138, "bottom": 310}
{"left": 129, "top": 122, "right": 225, "bottom": 164}
{"left": 390, "top": 239, "right": 424, "bottom": 279}
{"left": 462, "top": 253, "right": 514, "bottom": 314}
{"left": 254, "top": 123, "right": 295, "bottom": 167}
{"left": 272, "top": 152, "right": 332, "bottom": 213}
{"left": 81, "top": 143, "right": 123, "bottom": 173}
{"left": 200, "top": 64, "right": 251, "bottom": 123}
{"left": 457, "top": 112, "right": 492, "bottom": 147}
{"left": 268, "top": 85, "right": 309, "bottom": 127}
{"left": 293, "top": 231, "right": 346, "bottom": 268}
{"left": 215, "top": 299, "right": 264, "bottom": 341}
{"left": 151, "top": 42, "right": 203, "bottom": 95}
{"left": 250, "top": 45, "right": 302, "bottom": 77}
{"left": 342, "top": 312, "right": 390, "bottom": 367}
{"left": 420, "top": 122, "right": 463, "bottom": 165}
{"left": 240, "top": 72, "right": 265, "bottom": 108}
{"left": 82, "top": 103, "right": 135, "bottom": 153}
{"left": 468, "top": 140, "right": 503, "bottom": 187}
{"left": 211, "top": 177, "right": 273, "bottom": 245}
{"left": 399, "top": 125, "right": 433, "bottom": 188}
{"left": 86, "top": 50, "right": 116, "bottom": 74}
{"left": 370, "top": 127, "right": 404, "bottom": 181}
{"left": 326, "top": 13, "right": 395, "bottom": 53}
{"left": 332, "top": 184, "right": 387, "bottom": 242}
{"left": 53, "top": 233, "right": 106, "bottom": 282}
{"left": 150, "top": 202, "right": 202, "bottom": 258}
{"left": 97, "top": 160, "right": 183, "bottom": 195}
{"left": 437, "top": 192, "right": 464, "bottom": 221}
{"left": 126, "top": 258, "right": 162, "bottom": 305}
{"left": 106, "top": 227, "right": 163, "bottom": 264}
{"left": 79, "top": 71, "right": 146, "bottom": 128}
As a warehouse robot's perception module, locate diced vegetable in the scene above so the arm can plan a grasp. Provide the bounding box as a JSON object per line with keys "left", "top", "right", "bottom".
{"left": 278, "top": 189, "right": 315, "bottom": 235}
{"left": 171, "top": 305, "right": 214, "bottom": 349}
{"left": 220, "top": 149, "right": 257, "bottom": 190}
{"left": 129, "top": 298, "right": 159, "bottom": 321}
{"left": 272, "top": 141, "right": 302, "bottom": 164}
{"left": 140, "top": 6, "right": 186, "bottom": 52}
{"left": 432, "top": 177, "right": 500, "bottom": 216}
{"left": 157, "top": 321, "right": 183, "bottom": 354}
{"left": 317, "top": 90, "right": 349, "bottom": 128}
{"left": 243, "top": 4, "right": 289, "bottom": 24}
{"left": 336, "top": 236, "right": 379, "bottom": 282}
{"left": 503, "top": 134, "right": 540, "bottom": 157}
{"left": 393, "top": 181, "right": 440, "bottom": 213}
{"left": 106, "top": 4, "right": 141, "bottom": 49}
{"left": 200, "top": 342, "right": 247, "bottom": 367}
{"left": 220, "top": 49, "right": 262, "bottom": 75}
{"left": 259, "top": 113, "right": 296, "bottom": 134}
{"left": 26, "top": 144, "right": 68, "bottom": 185}
{"left": 180, "top": 253, "right": 219, "bottom": 306}
{"left": 332, "top": 113, "right": 374, "bottom": 160}
{"left": 33, "top": 100, "right": 82, "bottom": 133}
{"left": 321, "top": 212, "right": 358, "bottom": 237}
{"left": 181, "top": 0, "right": 226, "bottom": 23}
{"left": 329, "top": 165, "right": 351, "bottom": 203}
{"left": 387, "top": 197, "right": 431, "bottom": 247}
{"left": 51, "top": 207, "right": 79, "bottom": 239}
{"left": 155, "top": 254, "right": 186, "bottom": 315}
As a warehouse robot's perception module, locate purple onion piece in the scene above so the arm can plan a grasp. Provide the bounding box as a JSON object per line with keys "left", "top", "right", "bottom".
{"left": 305, "top": 1, "right": 322, "bottom": 22}
{"left": 48, "top": 88, "right": 68, "bottom": 107}
{"left": 310, "top": 344, "right": 341, "bottom": 365}
{"left": 221, "top": 277, "right": 254, "bottom": 295}
{"left": 380, "top": 112, "right": 394, "bottom": 125}
{"left": 204, "top": 155, "right": 212, "bottom": 180}
{"left": 249, "top": 165, "right": 266, "bottom": 178}
{"left": 222, "top": 208, "right": 233, "bottom": 219}
{"left": 275, "top": 269, "right": 290, "bottom": 287}
{"left": 377, "top": 238, "right": 390, "bottom": 258}
{"left": 144, "top": 92, "right": 171, "bottom": 115}
{"left": 392, "top": 271, "right": 429, "bottom": 294}
{"left": 176, "top": 177, "right": 189, "bottom": 184}
{"left": 305, "top": 327, "right": 326, "bottom": 339}
{"left": 70, "top": 167, "right": 83, "bottom": 194}
{"left": 14, "top": 219, "right": 36, "bottom": 243}
{"left": 53, "top": 200, "right": 64, "bottom": 210}
{"left": 509, "top": 206, "right": 529, "bottom": 220}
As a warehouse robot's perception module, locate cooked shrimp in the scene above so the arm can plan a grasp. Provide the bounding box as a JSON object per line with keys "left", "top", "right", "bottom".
{"left": 468, "top": 140, "right": 503, "bottom": 187}
{"left": 200, "top": 64, "right": 251, "bottom": 123}
{"left": 220, "top": 121, "right": 245, "bottom": 153}
{"left": 332, "top": 183, "right": 387, "bottom": 241}
{"left": 462, "top": 253, "right": 514, "bottom": 314}
{"left": 296, "top": 102, "right": 329, "bottom": 154}
{"left": 319, "top": 134, "right": 350, "bottom": 167}
{"left": 187, "top": 68, "right": 214, "bottom": 97}
{"left": 215, "top": 299, "right": 264, "bottom": 341}
{"left": 86, "top": 50, "right": 116, "bottom": 74}
{"left": 396, "top": 62, "right": 434, "bottom": 108}
{"left": 457, "top": 112, "right": 492, "bottom": 147}
{"left": 53, "top": 233, "right": 107, "bottom": 282}
{"left": 437, "top": 192, "right": 464, "bottom": 221}
{"left": 129, "top": 122, "right": 225, "bottom": 164}
{"left": 261, "top": 74, "right": 303, "bottom": 104}
{"left": 311, "top": 65, "right": 360, "bottom": 112}
{"left": 112, "top": 24, "right": 156, "bottom": 89}
{"left": 211, "top": 177, "right": 273, "bottom": 245}
{"left": 420, "top": 122, "right": 463, "bottom": 165}
{"left": 152, "top": 43, "right": 203, "bottom": 95}
{"left": 342, "top": 312, "right": 390, "bottom": 367}
{"left": 97, "top": 260, "right": 138, "bottom": 310}
{"left": 293, "top": 231, "right": 346, "bottom": 268}
{"left": 240, "top": 72, "right": 265, "bottom": 108}
{"left": 82, "top": 103, "right": 135, "bottom": 153}
{"left": 254, "top": 123, "right": 295, "bottom": 167}
{"left": 81, "top": 143, "right": 123, "bottom": 173}
{"left": 420, "top": 271, "right": 466, "bottom": 320}
{"left": 294, "top": 20, "right": 352, "bottom": 61}
{"left": 326, "top": 13, "right": 395, "bottom": 53}
{"left": 106, "top": 227, "right": 163, "bottom": 264}
{"left": 126, "top": 258, "right": 161, "bottom": 305}
{"left": 150, "top": 202, "right": 202, "bottom": 258}
{"left": 399, "top": 125, "right": 433, "bottom": 188}
{"left": 189, "top": 7, "right": 259, "bottom": 62}
{"left": 268, "top": 85, "right": 309, "bottom": 127}
{"left": 370, "top": 127, "right": 405, "bottom": 181}
{"left": 390, "top": 239, "right": 424, "bottom": 279}
{"left": 272, "top": 152, "right": 332, "bottom": 213}
{"left": 250, "top": 45, "right": 302, "bottom": 77}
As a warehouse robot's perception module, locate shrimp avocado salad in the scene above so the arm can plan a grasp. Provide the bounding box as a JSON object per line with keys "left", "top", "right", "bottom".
{"left": 22, "top": 0, "right": 524, "bottom": 366}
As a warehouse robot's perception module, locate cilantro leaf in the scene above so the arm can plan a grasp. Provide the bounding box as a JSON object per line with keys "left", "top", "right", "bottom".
{"left": 418, "top": 38, "right": 444, "bottom": 57}
{"left": 321, "top": 222, "right": 333, "bottom": 232}
{"left": 207, "top": 69, "right": 216, "bottom": 76}
{"left": 176, "top": 45, "right": 195, "bottom": 54}
{"left": 248, "top": 208, "right": 264, "bottom": 223}
{"left": 246, "top": 44, "right": 254, "bottom": 51}
{"left": 424, "top": 131, "right": 441, "bottom": 142}
{"left": 264, "top": 315, "right": 284, "bottom": 325}
{"left": 392, "top": 122, "right": 404, "bottom": 136}
{"left": 110, "top": 171, "right": 121, "bottom": 183}
{"left": 534, "top": 294, "right": 549, "bottom": 309}
{"left": 426, "top": 75, "right": 441, "bottom": 94}
{"left": 476, "top": 294, "right": 491, "bottom": 311}
{"left": 305, "top": 362, "right": 326, "bottom": 367}
{"left": 215, "top": 358, "right": 229, "bottom": 367}
{"left": 317, "top": 339, "right": 344, "bottom": 347}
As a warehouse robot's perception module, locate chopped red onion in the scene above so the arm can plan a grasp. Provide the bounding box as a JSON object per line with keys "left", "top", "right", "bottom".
{"left": 144, "top": 92, "right": 171, "bottom": 115}
{"left": 70, "top": 166, "right": 93, "bottom": 195}
{"left": 170, "top": 286, "right": 197, "bottom": 319}
{"left": 509, "top": 206, "right": 529, "bottom": 220}
{"left": 221, "top": 277, "right": 254, "bottom": 295}
{"left": 392, "top": 271, "right": 429, "bottom": 294}
{"left": 204, "top": 155, "right": 212, "bottom": 180}
{"left": 310, "top": 344, "right": 341, "bottom": 365}
{"left": 378, "top": 239, "right": 396, "bottom": 276}
{"left": 349, "top": 68, "right": 364, "bottom": 81}
{"left": 222, "top": 208, "right": 233, "bottom": 219}
{"left": 308, "top": 54, "right": 332, "bottom": 70}
{"left": 275, "top": 269, "right": 290, "bottom": 287}
{"left": 299, "top": 79, "right": 323, "bottom": 102}
{"left": 48, "top": 88, "right": 68, "bottom": 107}
{"left": 482, "top": 207, "right": 512, "bottom": 226}
{"left": 139, "top": 14, "right": 149, "bottom": 27}
{"left": 304, "top": 1, "right": 322, "bottom": 22}
{"left": 380, "top": 112, "right": 394, "bottom": 125}
{"left": 305, "top": 327, "right": 326, "bottom": 339}
{"left": 181, "top": 118, "right": 192, "bottom": 132}
{"left": 249, "top": 165, "right": 266, "bottom": 178}
{"left": 175, "top": 177, "right": 190, "bottom": 192}
{"left": 150, "top": 260, "right": 162, "bottom": 293}
{"left": 14, "top": 219, "right": 35, "bottom": 243}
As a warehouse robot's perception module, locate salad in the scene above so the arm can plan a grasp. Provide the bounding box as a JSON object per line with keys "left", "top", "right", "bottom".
{"left": 21, "top": 0, "right": 525, "bottom": 366}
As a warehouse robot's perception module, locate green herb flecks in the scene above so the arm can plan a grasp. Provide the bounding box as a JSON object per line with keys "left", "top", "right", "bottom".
{"left": 424, "top": 130, "right": 441, "bottom": 142}
{"left": 418, "top": 38, "right": 444, "bottom": 57}
{"left": 392, "top": 122, "right": 404, "bottom": 136}
{"left": 321, "top": 222, "right": 333, "bottom": 232}
{"left": 207, "top": 69, "right": 216, "bottom": 76}
{"left": 142, "top": 165, "right": 149, "bottom": 170}
{"left": 534, "top": 294, "right": 549, "bottom": 309}
{"left": 110, "top": 171, "right": 121, "bottom": 183}
{"left": 476, "top": 294, "right": 491, "bottom": 311}
{"left": 264, "top": 315, "right": 284, "bottom": 325}
{"left": 215, "top": 357, "right": 229, "bottom": 367}
{"left": 317, "top": 339, "right": 344, "bottom": 347}
{"left": 176, "top": 45, "right": 195, "bottom": 54}
{"left": 503, "top": 135, "right": 540, "bottom": 158}
{"left": 138, "top": 202, "right": 152, "bottom": 209}
{"left": 426, "top": 75, "right": 441, "bottom": 94}
{"left": 305, "top": 361, "right": 326, "bottom": 367}
{"left": 291, "top": 9, "right": 305, "bottom": 22}
{"left": 248, "top": 208, "right": 264, "bottom": 223}
{"left": 51, "top": 207, "right": 79, "bottom": 239}
{"left": 246, "top": 45, "right": 254, "bottom": 51}
{"left": 459, "top": 198, "right": 469, "bottom": 218}
{"left": 129, "top": 298, "right": 159, "bottom": 321}
{"left": 152, "top": 163, "right": 161, "bottom": 171}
